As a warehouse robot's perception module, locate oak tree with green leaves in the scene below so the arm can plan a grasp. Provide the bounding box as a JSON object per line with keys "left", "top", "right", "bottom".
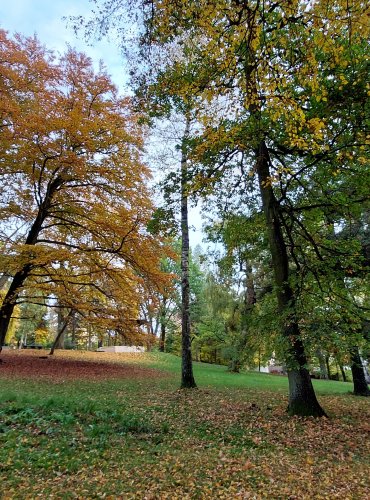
{"left": 79, "top": 0, "right": 369, "bottom": 414}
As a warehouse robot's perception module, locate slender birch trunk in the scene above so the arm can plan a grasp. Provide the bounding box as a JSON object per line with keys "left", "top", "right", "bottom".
{"left": 180, "top": 116, "right": 196, "bottom": 389}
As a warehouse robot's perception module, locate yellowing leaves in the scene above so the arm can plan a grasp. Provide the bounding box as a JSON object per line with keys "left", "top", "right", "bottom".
{"left": 306, "top": 117, "right": 326, "bottom": 142}
{"left": 358, "top": 156, "right": 368, "bottom": 165}
{"left": 339, "top": 74, "right": 349, "bottom": 85}
{"left": 0, "top": 30, "right": 172, "bottom": 346}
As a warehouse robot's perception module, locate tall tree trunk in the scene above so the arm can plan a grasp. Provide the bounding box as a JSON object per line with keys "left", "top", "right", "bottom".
{"left": 241, "top": 44, "right": 324, "bottom": 415}
{"left": 49, "top": 310, "right": 73, "bottom": 355}
{"left": 0, "top": 176, "right": 63, "bottom": 350}
{"left": 339, "top": 363, "right": 347, "bottom": 382}
{"left": 159, "top": 298, "right": 167, "bottom": 352}
{"left": 159, "top": 321, "right": 166, "bottom": 352}
{"left": 180, "top": 117, "right": 196, "bottom": 389}
{"left": 54, "top": 304, "right": 66, "bottom": 349}
{"left": 350, "top": 346, "right": 369, "bottom": 396}
{"left": 0, "top": 264, "right": 32, "bottom": 350}
{"left": 316, "top": 349, "right": 329, "bottom": 379}
{"left": 229, "top": 261, "right": 256, "bottom": 373}
{"left": 256, "top": 141, "right": 326, "bottom": 416}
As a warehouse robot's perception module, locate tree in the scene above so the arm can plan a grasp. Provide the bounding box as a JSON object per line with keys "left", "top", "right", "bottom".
{"left": 140, "top": 108, "right": 198, "bottom": 386}
{"left": 157, "top": 257, "right": 179, "bottom": 352}
{"left": 191, "top": 271, "right": 235, "bottom": 365}
{"left": 0, "top": 291, "right": 19, "bottom": 345}
{"left": 0, "top": 30, "right": 170, "bottom": 349}
{"left": 178, "top": 116, "right": 196, "bottom": 387}
{"left": 13, "top": 297, "right": 48, "bottom": 347}
{"left": 77, "top": 0, "right": 368, "bottom": 415}
{"left": 127, "top": 0, "right": 368, "bottom": 416}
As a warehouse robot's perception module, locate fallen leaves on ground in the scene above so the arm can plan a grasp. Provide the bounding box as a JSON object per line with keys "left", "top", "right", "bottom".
{"left": 0, "top": 351, "right": 369, "bottom": 499}
{"left": 0, "top": 350, "right": 165, "bottom": 381}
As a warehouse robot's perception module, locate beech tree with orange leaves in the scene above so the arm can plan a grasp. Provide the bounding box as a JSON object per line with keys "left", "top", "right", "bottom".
{"left": 0, "top": 30, "right": 169, "bottom": 349}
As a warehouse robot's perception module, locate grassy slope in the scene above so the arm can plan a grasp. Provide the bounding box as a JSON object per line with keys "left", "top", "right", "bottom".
{"left": 144, "top": 352, "right": 354, "bottom": 394}
{"left": 0, "top": 351, "right": 369, "bottom": 499}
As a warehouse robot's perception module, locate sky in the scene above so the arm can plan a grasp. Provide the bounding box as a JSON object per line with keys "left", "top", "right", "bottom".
{"left": 0, "top": 0, "right": 126, "bottom": 88}
{"left": 0, "top": 0, "right": 205, "bottom": 247}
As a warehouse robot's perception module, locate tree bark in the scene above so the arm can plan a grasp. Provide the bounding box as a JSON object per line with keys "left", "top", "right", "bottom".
{"left": 54, "top": 304, "right": 66, "bottom": 349}
{"left": 159, "top": 297, "right": 167, "bottom": 352}
{"left": 339, "top": 363, "right": 347, "bottom": 382}
{"left": 49, "top": 310, "right": 73, "bottom": 355}
{"left": 256, "top": 141, "right": 326, "bottom": 416}
{"left": 159, "top": 320, "right": 166, "bottom": 352}
{"left": 229, "top": 261, "right": 256, "bottom": 373}
{"left": 0, "top": 176, "right": 63, "bottom": 350}
{"left": 0, "top": 264, "right": 32, "bottom": 350}
{"left": 316, "top": 349, "right": 329, "bottom": 379}
{"left": 180, "top": 117, "right": 196, "bottom": 389}
{"left": 350, "top": 346, "right": 369, "bottom": 396}
{"left": 241, "top": 43, "right": 324, "bottom": 415}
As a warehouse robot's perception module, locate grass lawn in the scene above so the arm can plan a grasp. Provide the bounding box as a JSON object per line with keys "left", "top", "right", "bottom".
{"left": 0, "top": 350, "right": 369, "bottom": 499}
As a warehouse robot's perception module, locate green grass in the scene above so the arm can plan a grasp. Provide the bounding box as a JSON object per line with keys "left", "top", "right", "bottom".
{"left": 141, "top": 351, "right": 354, "bottom": 394}
{"left": 0, "top": 351, "right": 368, "bottom": 498}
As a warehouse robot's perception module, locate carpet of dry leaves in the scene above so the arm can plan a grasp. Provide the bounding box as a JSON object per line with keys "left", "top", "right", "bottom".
{"left": 0, "top": 349, "right": 165, "bottom": 381}
{"left": 0, "top": 350, "right": 369, "bottom": 499}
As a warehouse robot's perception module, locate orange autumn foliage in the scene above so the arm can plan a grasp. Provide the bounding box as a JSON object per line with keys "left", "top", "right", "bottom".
{"left": 0, "top": 30, "right": 171, "bottom": 345}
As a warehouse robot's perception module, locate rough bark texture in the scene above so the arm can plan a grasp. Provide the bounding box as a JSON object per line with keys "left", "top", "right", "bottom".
{"left": 180, "top": 118, "right": 196, "bottom": 389}
{"left": 350, "top": 346, "right": 370, "bottom": 396}
{"left": 256, "top": 141, "right": 326, "bottom": 417}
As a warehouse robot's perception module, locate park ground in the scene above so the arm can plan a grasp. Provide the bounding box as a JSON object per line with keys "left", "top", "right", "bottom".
{"left": 0, "top": 350, "right": 369, "bottom": 499}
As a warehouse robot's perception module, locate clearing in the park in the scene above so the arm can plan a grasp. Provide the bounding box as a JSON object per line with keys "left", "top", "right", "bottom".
{"left": 0, "top": 350, "right": 369, "bottom": 498}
